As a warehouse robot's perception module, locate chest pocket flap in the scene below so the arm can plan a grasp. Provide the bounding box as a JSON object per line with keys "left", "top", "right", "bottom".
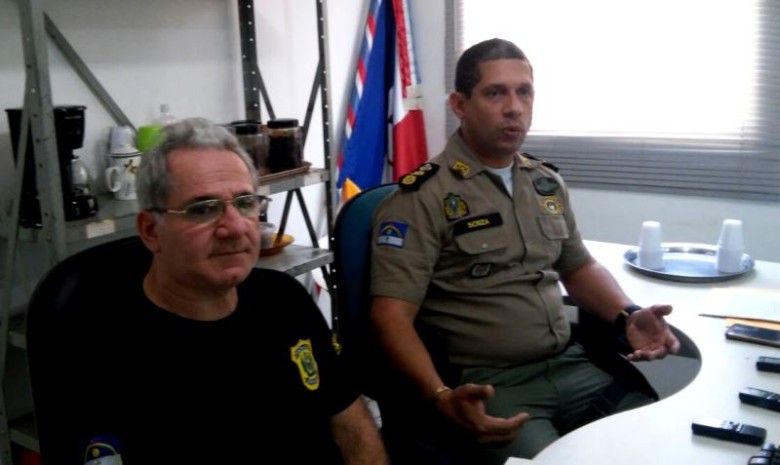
{"left": 453, "top": 213, "right": 509, "bottom": 255}
{"left": 537, "top": 215, "right": 569, "bottom": 240}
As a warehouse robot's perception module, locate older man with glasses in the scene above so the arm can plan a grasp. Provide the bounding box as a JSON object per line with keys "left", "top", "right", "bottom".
{"left": 72, "top": 117, "right": 387, "bottom": 464}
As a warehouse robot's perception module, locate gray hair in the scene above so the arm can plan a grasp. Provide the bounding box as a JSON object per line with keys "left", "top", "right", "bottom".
{"left": 455, "top": 38, "right": 530, "bottom": 97}
{"left": 135, "top": 117, "right": 258, "bottom": 210}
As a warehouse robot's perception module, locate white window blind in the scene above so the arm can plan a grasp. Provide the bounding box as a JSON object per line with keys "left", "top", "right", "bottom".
{"left": 447, "top": 0, "right": 780, "bottom": 201}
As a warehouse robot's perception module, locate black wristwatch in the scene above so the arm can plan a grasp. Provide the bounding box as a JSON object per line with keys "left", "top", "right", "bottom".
{"left": 614, "top": 304, "right": 643, "bottom": 332}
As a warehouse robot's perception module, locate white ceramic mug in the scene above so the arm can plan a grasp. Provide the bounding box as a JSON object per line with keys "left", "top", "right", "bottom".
{"left": 105, "top": 151, "right": 142, "bottom": 200}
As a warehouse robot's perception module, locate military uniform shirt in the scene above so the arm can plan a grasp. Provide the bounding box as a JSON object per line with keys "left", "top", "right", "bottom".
{"left": 371, "top": 131, "right": 591, "bottom": 367}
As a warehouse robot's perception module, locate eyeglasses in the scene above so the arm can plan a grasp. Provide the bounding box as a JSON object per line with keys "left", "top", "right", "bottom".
{"left": 149, "top": 194, "right": 269, "bottom": 224}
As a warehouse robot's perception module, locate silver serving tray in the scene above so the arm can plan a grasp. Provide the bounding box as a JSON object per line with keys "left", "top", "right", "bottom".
{"left": 623, "top": 242, "right": 754, "bottom": 283}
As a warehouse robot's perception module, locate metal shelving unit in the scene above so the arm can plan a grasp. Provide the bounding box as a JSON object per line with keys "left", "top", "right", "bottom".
{"left": 0, "top": 0, "right": 337, "bottom": 462}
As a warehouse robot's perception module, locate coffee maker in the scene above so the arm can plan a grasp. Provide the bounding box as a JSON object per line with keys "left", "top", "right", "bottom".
{"left": 5, "top": 105, "right": 98, "bottom": 226}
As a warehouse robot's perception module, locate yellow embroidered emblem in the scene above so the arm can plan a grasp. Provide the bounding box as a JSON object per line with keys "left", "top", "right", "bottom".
{"left": 401, "top": 174, "right": 417, "bottom": 185}
{"left": 452, "top": 161, "right": 471, "bottom": 178}
{"left": 331, "top": 332, "right": 342, "bottom": 355}
{"left": 540, "top": 197, "right": 563, "bottom": 214}
{"left": 290, "top": 339, "right": 320, "bottom": 391}
{"left": 398, "top": 163, "right": 440, "bottom": 190}
{"left": 443, "top": 193, "right": 469, "bottom": 221}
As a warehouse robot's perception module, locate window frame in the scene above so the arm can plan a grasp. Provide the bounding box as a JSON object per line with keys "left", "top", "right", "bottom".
{"left": 445, "top": 1, "right": 780, "bottom": 201}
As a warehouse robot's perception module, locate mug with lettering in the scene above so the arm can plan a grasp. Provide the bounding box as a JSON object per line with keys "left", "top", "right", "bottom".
{"left": 105, "top": 150, "right": 142, "bottom": 201}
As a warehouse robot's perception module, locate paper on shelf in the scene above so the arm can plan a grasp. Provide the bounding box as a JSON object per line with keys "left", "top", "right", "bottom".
{"left": 699, "top": 288, "right": 780, "bottom": 323}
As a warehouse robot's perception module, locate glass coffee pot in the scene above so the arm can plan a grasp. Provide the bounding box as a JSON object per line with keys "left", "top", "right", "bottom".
{"left": 67, "top": 156, "right": 98, "bottom": 218}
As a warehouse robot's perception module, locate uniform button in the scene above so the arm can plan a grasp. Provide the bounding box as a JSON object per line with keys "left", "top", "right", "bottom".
{"left": 482, "top": 243, "right": 488, "bottom": 249}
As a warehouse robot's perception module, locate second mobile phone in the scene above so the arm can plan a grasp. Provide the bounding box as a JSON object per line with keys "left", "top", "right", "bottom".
{"left": 739, "top": 387, "right": 780, "bottom": 413}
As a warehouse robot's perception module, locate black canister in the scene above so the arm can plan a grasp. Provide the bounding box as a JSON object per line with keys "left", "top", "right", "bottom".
{"left": 266, "top": 118, "right": 302, "bottom": 173}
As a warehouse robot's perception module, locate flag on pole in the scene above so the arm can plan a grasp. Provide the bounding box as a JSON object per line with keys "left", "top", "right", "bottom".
{"left": 337, "top": 0, "right": 428, "bottom": 201}
{"left": 390, "top": 0, "right": 428, "bottom": 180}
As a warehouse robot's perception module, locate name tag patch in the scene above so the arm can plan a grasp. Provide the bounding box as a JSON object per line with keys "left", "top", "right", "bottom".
{"left": 377, "top": 221, "right": 408, "bottom": 248}
{"left": 453, "top": 213, "right": 503, "bottom": 236}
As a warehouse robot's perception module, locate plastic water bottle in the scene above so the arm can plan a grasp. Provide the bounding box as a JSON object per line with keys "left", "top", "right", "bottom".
{"left": 153, "top": 104, "right": 177, "bottom": 126}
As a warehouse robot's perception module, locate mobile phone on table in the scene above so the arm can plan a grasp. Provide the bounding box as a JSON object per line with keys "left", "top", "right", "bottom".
{"left": 691, "top": 418, "right": 767, "bottom": 445}
{"left": 725, "top": 324, "right": 780, "bottom": 348}
{"left": 739, "top": 387, "right": 780, "bottom": 412}
{"left": 757, "top": 356, "right": 780, "bottom": 373}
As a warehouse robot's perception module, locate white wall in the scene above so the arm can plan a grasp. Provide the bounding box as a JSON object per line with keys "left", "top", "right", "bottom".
{"left": 2, "top": 0, "right": 778, "bottom": 265}
{"left": 0, "top": 0, "right": 367, "bottom": 250}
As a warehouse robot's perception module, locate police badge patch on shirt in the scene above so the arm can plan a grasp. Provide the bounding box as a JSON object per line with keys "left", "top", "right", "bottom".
{"left": 540, "top": 197, "right": 564, "bottom": 214}
{"left": 290, "top": 339, "right": 320, "bottom": 391}
{"left": 443, "top": 193, "right": 469, "bottom": 221}
{"left": 377, "top": 221, "right": 408, "bottom": 248}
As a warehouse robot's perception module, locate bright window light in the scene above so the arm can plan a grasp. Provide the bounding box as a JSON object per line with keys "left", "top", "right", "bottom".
{"left": 461, "top": 0, "right": 757, "bottom": 139}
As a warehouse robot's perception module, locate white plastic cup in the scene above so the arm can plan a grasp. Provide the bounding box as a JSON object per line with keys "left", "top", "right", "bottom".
{"left": 716, "top": 219, "right": 744, "bottom": 273}
{"left": 259, "top": 222, "right": 276, "bottom": 249}
{"left": 637, "top": 221, "right": 664, "bottom": 270}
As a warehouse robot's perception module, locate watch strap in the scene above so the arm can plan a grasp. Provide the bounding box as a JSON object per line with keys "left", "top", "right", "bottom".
{"left": 615, "top": 304, "right": 643, "bottom": 331}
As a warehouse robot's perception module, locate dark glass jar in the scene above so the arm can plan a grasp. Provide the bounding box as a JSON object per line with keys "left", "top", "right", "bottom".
{"left": 266, "top": 118, "right": 302, "bottom": 173}
{"left": 225, "top": 120, "right": 269, "bottom": 176}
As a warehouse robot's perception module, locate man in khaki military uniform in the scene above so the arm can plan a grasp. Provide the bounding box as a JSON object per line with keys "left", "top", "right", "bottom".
{"left": 370, "top": 38, "right": 680, "bottom": 464}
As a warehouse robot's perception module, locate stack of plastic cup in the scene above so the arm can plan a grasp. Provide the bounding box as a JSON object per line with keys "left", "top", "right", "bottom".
{"left": 716, "top": 219, "right": 744, "bottom": 273}
{"left": 637, "top": 221, "right": 664, "bottom": 270}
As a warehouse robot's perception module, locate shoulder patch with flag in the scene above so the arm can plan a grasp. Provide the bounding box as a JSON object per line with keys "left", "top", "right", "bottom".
{"left": 377, "top": 221, "right": 408, "bottom": 248}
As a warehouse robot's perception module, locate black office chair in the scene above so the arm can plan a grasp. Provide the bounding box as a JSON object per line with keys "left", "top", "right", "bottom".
{"left": 332, "top": 183, "right": 661, "bottom": 464}
{"left": 25, "top": 236, "right": 151, "bottom": 464}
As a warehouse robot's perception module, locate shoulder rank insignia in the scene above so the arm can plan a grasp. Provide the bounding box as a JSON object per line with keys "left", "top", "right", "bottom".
{"left": 533, "top": 176, "right": 560, "bottom": 196}
{"left": 290, "top": 339, "right": 320, "bottom": 391}
{"left": 443, "top": 193, "right": 470, "bottom": 222}
{"left": 399, "top": 163, "right": 439, "bottom": 190}
{"left": 523, "top": 152, "right": 559, "bottom": 172}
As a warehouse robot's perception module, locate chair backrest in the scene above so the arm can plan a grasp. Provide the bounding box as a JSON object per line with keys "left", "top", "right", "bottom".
{"left": 331, "top": 183, "right": 398, "bottom": 387}
{"left": 26, "top": 235, "right": 151, "bottom": 464}
{"left": 332, "top": 184, "right": 474, "bottom": 464}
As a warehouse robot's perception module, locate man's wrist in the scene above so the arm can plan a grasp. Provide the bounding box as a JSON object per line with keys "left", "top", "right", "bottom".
{"left": 431, "top": 385, "right": 452, "bottom": 403}
{"left": 614, "top": 304, "right": 643, "bottom": 331}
